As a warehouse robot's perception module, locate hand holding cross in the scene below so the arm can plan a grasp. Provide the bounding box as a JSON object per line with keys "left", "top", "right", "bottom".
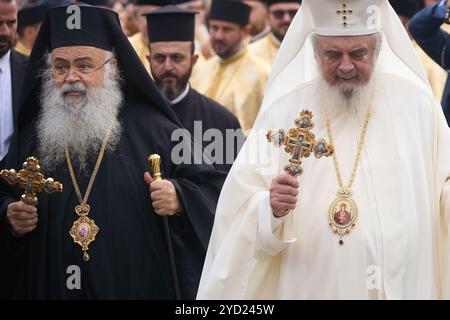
{"left": 266, "top": 110, "right": 334, "bottom": 216}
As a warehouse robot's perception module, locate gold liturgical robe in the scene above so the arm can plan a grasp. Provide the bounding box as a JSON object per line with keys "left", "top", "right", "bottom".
{"left": 413, "top": 41, "right": 448, "bottom": 102}
{"left": 249, "top": 33, "right": 280, "bottom": 67}
{"left": 128, "top": 32, "right": 151, "bottom": 74}
{"left": 191, "top": 48, "right": 270, "bottom": 134}
{"left": 14, "top": 41, "right": 31, "bottom": 56}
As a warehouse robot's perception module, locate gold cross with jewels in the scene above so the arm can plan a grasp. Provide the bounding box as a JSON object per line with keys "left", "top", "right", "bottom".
{"left": 266, "top": 110, "right": 334, "bottom": 177}
{"left": 0, "top": 156, "right": 63, "bottom": 206}
{"left": 336, "top": 2, "right": 353, "bottom": 26}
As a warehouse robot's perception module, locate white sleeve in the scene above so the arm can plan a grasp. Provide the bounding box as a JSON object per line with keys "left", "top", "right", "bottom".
{"left": 255, "top": 191, "right": 296, "bottom": 257}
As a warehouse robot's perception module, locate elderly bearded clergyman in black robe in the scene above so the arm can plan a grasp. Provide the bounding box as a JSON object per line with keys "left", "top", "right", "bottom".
{"left": 0, "top": 5, "right": 225, "bottom": 299}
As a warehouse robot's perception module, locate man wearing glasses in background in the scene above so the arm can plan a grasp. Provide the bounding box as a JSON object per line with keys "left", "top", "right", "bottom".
{"left": 249, "top": 0, "right": 301, "bottom": 66}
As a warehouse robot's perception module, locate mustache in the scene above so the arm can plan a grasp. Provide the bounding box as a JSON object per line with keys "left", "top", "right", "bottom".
{"left": 212, "top": 40, "right": 226, "bottom": 47}
{"left": 161, "top": 72, "right": 179, "bottom": 79}
{"left": 60, "top": 82, "right": 87, "bottom": 94}
{"left": 0, "top": 35, "right": 11, "bottom": 42}
{"left": 335, "top": 69, "right": 360, "bottom": 80}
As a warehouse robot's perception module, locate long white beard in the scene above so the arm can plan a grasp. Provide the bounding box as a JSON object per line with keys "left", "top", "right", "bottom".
{"left": 318, "top": 75, "right": 375, "bottom": 119}
{"left": 36, "top": 63, "right": 123, "bottom": 174}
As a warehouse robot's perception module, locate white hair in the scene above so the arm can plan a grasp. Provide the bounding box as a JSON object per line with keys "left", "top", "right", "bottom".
{"left": 36, "top": 50, "right": 123, "bottom": 174}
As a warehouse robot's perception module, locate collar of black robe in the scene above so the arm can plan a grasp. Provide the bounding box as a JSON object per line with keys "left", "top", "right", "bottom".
{"left": 17, "top": 4, "right": 182, "bottom": 130}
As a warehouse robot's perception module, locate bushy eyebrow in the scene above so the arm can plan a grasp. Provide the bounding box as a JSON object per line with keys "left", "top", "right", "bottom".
{"left": 323, "top": 47, "right": 368, "bottom": 58}
{"left": 349, "top": 47, "right": 368, "bottom": 55}
{"left": 324, "top": 48, "right": 341, "bottom": 53}
{"left": 0, "top": 18, "right": 16, "bottom": 24}
{"left": 53, "top": 56, "right": 96, "bottom": 64}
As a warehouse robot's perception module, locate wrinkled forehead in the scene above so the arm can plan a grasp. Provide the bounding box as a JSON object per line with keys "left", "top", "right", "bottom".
{"left": 316, "top": 34, "right": 376, "bottom": 50}
{"left": 50, "top": 46, "right": 107, "bottom": 61}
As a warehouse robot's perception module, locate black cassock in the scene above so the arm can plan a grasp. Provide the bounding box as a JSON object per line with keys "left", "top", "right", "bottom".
{"left": 172, "top": 88, "right": 244, "bottom": 173}
{"left": 0, "top": 100, "right": 224, "bottom": 299}
{"left": 169, "top": 88, "right": 242, "bottom": 298}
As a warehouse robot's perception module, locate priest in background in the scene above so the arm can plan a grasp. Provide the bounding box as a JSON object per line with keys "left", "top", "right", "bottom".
{"left": 172, "top": 0, "right": 214, "bottom": 60}
{"left": 198, "top": 0, "right": 450, "bottom": 299}
{"left": 128, "top": 0, "right": 165, "bottom": 74}
{"left": 190, "top": 0, "right": 270, "bottom": 135}
{"left": 145, "top": 5, "right": 244, "bottom": 175}
{"left": 249, "top": 0, "right": 301, "bottom": 66}
{"left": 144, "top": 5, "right": 242, "bottom": 298}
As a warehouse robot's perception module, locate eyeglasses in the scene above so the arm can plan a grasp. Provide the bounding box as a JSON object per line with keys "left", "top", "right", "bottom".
{"left": 270, "top": 9, "right": 298, "bottom": 20}
{"left": 51, "top": 58, "right": 114, "bottom": 79}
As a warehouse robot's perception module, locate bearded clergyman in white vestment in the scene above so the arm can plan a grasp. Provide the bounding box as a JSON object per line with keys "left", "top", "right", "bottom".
{"left": 197, "top": 0, "right": 450, "bottom": 300}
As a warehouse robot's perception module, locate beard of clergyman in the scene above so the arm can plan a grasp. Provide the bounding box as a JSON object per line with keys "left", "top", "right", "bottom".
{"left": 154, "top": 65, "right": 193, "bottom": 101}
{"left": 37, "top": 54, "right": 123, "bottom": 174}
{"left": 318, "top": 69, "right": 376, "bottom": 116}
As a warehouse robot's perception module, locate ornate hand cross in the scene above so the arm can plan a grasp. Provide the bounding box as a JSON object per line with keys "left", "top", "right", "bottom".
{"left": 266, "top": 110, "right": 334, "bottom": 177}
{"left": 0, "top": 156, "right": 63, "bottom": 206}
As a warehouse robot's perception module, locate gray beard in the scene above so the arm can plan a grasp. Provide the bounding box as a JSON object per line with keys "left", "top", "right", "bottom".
{"left": 36, "top": 64, "right": 123, "bottom": 174}
{"left": 319, "top": 76, "right": 375, "bottom": 118}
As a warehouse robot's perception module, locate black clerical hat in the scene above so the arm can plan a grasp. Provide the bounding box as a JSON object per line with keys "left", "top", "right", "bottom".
{"left": 18, "top": 4, "right": 181, "bottom": 128}
{"left": 388, "top": 0, "right": 421, "bottom": 18}
{"left": 17, "top": 0, "right": 57, "bottom": 31}
{"left": 44, "top": 5, "right": 115, "bottom": 51}
{"left": 145, "top": 5, "right": 195, "bottom": 43}
{"left": 208, "top": 0, "right": 251, "bottom": 26}
{"left": 265, "top": 0, "right": 301, "bottom": 6}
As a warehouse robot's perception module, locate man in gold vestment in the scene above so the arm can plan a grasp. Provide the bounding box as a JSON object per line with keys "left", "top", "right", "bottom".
{"left": 191, "top": 0, "right": 270, "bottom": 135}
{"left": 249, "top": 0, "right": 301, "bottom": 66}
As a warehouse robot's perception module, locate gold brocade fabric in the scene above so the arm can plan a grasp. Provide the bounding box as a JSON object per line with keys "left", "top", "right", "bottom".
{"left": 249, "top": 33, "right": 280, "bottom": 67}
{"left": 128, "top": 32, "right": 151, "bottom": 74}
{"left": 413, "top": 41, "right": 448, "bottom": 102}
{"left": 14, "top": 41, "right": 31, "bottom": 56}
{"left": 190, "top": 48, "right": 270, "bottom": 134}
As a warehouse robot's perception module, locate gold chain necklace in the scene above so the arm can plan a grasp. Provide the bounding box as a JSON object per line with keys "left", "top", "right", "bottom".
{"left": 325, "top": 104, "right": 372, "bottom": 245}
{"left": 65, "top": 128, "right": 111, "bottom": 261}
